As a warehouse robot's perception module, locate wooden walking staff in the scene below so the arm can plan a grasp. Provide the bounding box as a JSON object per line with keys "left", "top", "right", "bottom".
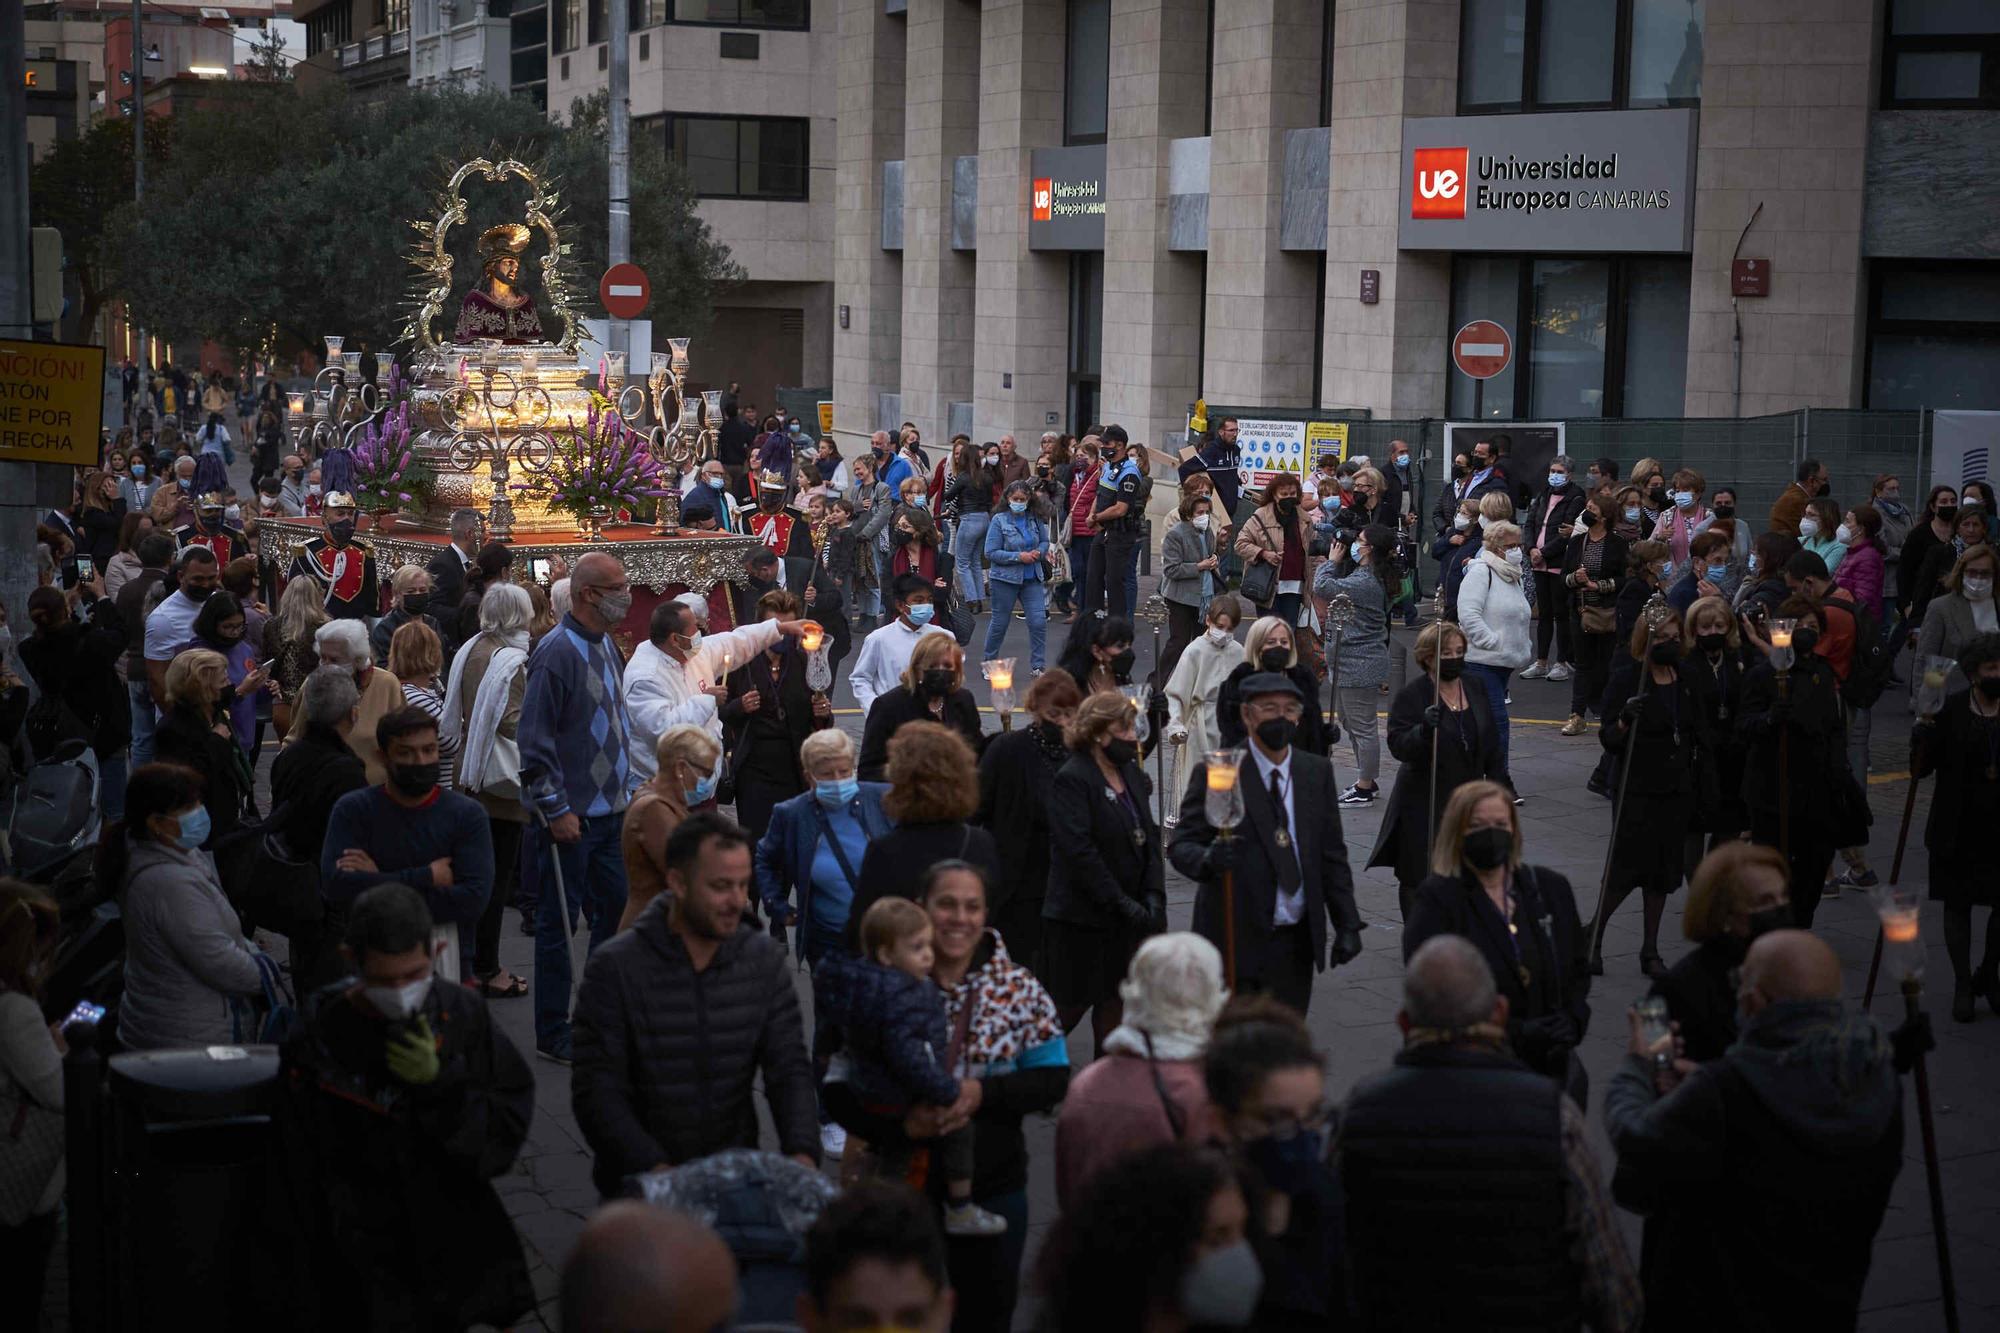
{"left": 1587, "top": 594, "right": 1669, "bottom": 971}
{"left": 1866, "top": 655, "right": 1954, "bottom": 1010}
{"left": 1204, "top": 749, "right": 1248, "bottom": 988}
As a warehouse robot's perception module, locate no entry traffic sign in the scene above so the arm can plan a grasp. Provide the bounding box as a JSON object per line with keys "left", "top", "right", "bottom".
{"left": 600, "top": 263, "right": 650, "bottom": 320}
{"left": 1452, "top": 320, "right": 1513, "bottom": 381}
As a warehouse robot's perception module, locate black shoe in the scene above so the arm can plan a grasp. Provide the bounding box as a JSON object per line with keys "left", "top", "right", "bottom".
{"left": 537, "top": 1034, "right": 574, "bottom": 1065}
{"left": 1338, "top": 783, "right": 1378, "bottom": 805}
{"left": 1977, "top": 969, "right": 2000, "bottom": 1017}
{"left": 1640, "top": 951, "right": 1668, "bottom": 981}
{"left": 1953, "top": 984, "right": 1976, "bottom": 1023}
{"left": 1586, "top": 773, "right": 1611, "bottom": 799}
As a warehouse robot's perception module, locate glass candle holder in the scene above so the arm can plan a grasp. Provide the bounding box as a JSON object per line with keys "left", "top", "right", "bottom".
{"left": 520, "top": 348, "right": 540, "bottom": 378}
{"left": 604, "top": 350, "right": 627, "bottom": 385}
{"left": 323, "top": 335, "right": 344, "bottom": 363}
{"left": 1877, "top": 886, "right": 1925, "bottom": 982}
{"left": 1205, "top": 748, "right": 1245, "bottom": 832}
{"left": 668, "top": 336, "right": 691, "bottom": 370}
{"left": 1766, "top": 617, "right": 1796, "bottom": 673}
{"left": 287, "top": 391, "right": 307, "bottom": 420}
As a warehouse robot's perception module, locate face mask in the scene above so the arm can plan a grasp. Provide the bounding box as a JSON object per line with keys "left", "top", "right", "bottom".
{"left": 1793, "top": 625, "right": 1820, "bottom": 654}
{"left": 1254, "top": 716, "right": 1297, "bottom": 751}
{"left": 1453, "top": 513, "right": 1472, "bottom": 531}
{"left": 362, "top": 976, "right": 433, "bottom": 1022}
{"left": 1623, "top": 506, "right": 1642, "bottom": 524}
{"left": 1674, "top": 490, "right": 1696, "bottom": 509}
{"left": 1452, "top": 461, "right": 1470, "bottom": 478}
{"left": 983, "top": 452, "right": 1000, "bottom": 466}
{"left": 911, "top": 495, "right": 928, "bottom": 509}
{"left": 1747, "top": 553, "right": 1760, "bottom": 576}
{"left": 816, "top": 776, "right": 860, "bottom": 808}
{"left": 1649, "top": 641, "right": 1683, "bottom": 667}
{"left": 1193, "top": 513, "right": 1211, "bottom": 530}
{"left": 1798, "top": 517, "right": 1820, "bottom": 539}
{"left": 224, "top": 504, "right": 242, "bottom": 526}
{"left": 678, "top": 630, "right": 704, "bottom": 656}
{"left": 1258, "top": 647, "right": 1290, "bottom": 673}
{"left": 1696, "top": 631, "right": 1728, "bottom": 654}
{"left": 1835, "top": 523, "right": 1854, "bottom": 545}
{"left": 1439, "top": 657, "right": 1466, "bottom": 682}
{"left": 1937, "top": 505, "right": 1958, "bottom": 524}
{"left": 1964, "top": 498, "right": 1983, "bottom": 511}
{"left": 921, "top": 667, "right": 955, "bottom": 696}
{"left": 389, "top": 760, "right": 441, "bottom": 797}
{"left": 403, "top": 593, "right": 431, "bottom": 616}
{"left": 905, "top": 603, "right": 935, "bottom": 626}
{"left": 1964, "top": 576, "right": 1993, "bottom": 601}
{"left": 1712, "top": 504, "right": 1734, "bottom": 520}
{"left": 1245, "top": 1129, "right": 1328, "bottom": 1196}
{"left": 1648, "top": 483, "right": 1666, "bottom": 499}
{"left": 789, "top": 426, "right": 804, "bottom": 439}
{"left": 1321, "top": 494, "right": 1340, "bottom": 512}
{"left": 132, "top": 464, "right": 147, "bottom": 479}
{"left": 1206, "top": 626, "right": 1233, "bottom": 647}
{"left": 1547, "top": 473, "right": 1567, "bottom": 489}
{"left": 1503, "top": 548, "right": 1524, "bottom": 567}
{"left": 186, "top": 583, "right": 216, "bottom": 602}
{"left": 1582, "top": 512, "right": 1602, "bottom": 529}
{"left": 1179, "top": 1239, "right": 1264, "bottom": 1329}
{"left": 1111, "top": 648, "right": 1136, "bottom": 676}
{"left": 171, "top": 805, "right": 211, "bottom": 850}
{"left": 329, "top": 518, "right": 357, "bottom": 546}
{"left": 595, "top": 589, "right": 634, "bottom": 623}
{"left": 1463, "top": 824, "right": 1511, "bottom": 871}
{"left": 307, "top": 483, "right": 322, "bottom": 497}
{"left": 1101, "top": 737, "right": 1138, "bottom": 766}
{"left": 1655, "top": 563, "right": 1673, "bottom": 582}
{"left": 178, "top": 478, "right": 191, "bottom": 492}
{"left": 1746, "top": 905, "right": 1792, "bottom": 939}
{"left": 1009, "top": 498, "right": 1028, "bottom": 514}
{"left": 892, "top": 527, "right": 915, "bottom": 545}
{"left": 704, "top": 475, "right": 727, "bottom": 491}
{"left": 1395, "top": 454, "right": 1410, "bottom": 469}
{"left": 688, "top": 756, "right": 721, "bottom": 806}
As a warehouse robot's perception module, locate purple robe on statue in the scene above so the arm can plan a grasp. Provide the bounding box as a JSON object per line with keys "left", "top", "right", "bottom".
{"left": 453, "top": 287, "right": 546, "bottom": 345}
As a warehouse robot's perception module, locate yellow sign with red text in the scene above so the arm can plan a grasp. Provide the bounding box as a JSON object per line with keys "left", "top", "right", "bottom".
{"left": 0, "top": 339, "right": 105, "bottom": 466}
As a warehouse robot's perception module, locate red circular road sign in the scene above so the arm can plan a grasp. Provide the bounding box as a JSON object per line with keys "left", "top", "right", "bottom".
{"left": 1452, "top": 319, "right": 1513, "bottom": 380}
{"left": 599, "top": 263, "right": 650, "bottom": 320}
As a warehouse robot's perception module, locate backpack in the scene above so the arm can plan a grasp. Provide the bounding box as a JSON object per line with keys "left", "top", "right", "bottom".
{"left": 1838, "top": 595, "right": 1892, "bottom": 709}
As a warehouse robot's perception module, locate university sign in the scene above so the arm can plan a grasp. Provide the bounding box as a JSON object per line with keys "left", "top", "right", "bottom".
{"left": 1028, "top": 144, "right": 1108, "bottom": 251}
{"left": 1398, "top": 108, "right": 1697, "bottom": 254}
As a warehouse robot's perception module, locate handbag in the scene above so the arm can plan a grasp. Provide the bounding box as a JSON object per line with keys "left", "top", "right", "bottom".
{"left": 1581, "top": 600, "right": 1617, "bottom": 634}
{"left": 0, "top": 1065, "right": 64, "bottom": 1227}
{"left": 1236, "top": 515, "right": 1281, "bottom": 607}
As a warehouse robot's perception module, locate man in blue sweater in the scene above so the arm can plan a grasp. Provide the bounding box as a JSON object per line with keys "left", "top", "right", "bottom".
{"left": 322, "top": 706, "right": 494, "bottom": 980}
{"left": 520, "top": 551, "right": 640, "bottom": 1062}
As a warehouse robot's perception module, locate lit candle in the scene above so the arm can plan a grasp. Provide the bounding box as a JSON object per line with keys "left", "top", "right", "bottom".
{"left": 989, "top": 663, "right": 1013, "bottom": 692}
{"left": 1883, "top": 911, "right": 1920, "bottom": 945}
{"left": 340, "top": 351, "right": 361, "bottom": 375}
{"left": 799, "top": 620, "right": 825, "bottom": 653}
{"left": 1207, "top": 764, "right": 1239, "bottom": 793}
{"left": 323, "top": 335, "right": 344, "bottom": 362}
{"left": 287, "top": 391, "right": 306, "bottom": 419}
{"left": 1769, "top": 625, "right": 1793, "bottom": 649}
{"left": 520, "top": 348, "right": 540, "bottom": 377}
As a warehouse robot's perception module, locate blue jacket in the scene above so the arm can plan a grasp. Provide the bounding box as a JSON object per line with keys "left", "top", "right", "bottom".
{"left": 982, "top": 509, "right": 1050, "bottom": 585}
{"left": 812, "top": 950, "right": 959, "bottom": 1108}
{"left": 755, "top": 783, "right": 893, "bottom": 930}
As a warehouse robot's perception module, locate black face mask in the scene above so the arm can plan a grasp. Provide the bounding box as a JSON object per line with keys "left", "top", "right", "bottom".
{"left": 1649, "top": 641, "right": 1683, "bottom": 666}
{"left": 1937, "top": 505, "right": 1958, "bottom": 525}
{"left": 1463, "top": 825, "right": 1511, "bottom": 871}
{"left": 1101, "top": 738, "right": 1138, "bottom": 767}
{"left": 1647, "top": 484, "right": 1666, "bottom": 500}
{"left": 389, "top": 760, "right": 440, "bottom": 797}
{"left": 1254, "top": 716, "right": 1297, "bottom": 752}
{"left": 759, "top": 493, "right": 783, "bottom": 511}
{"left": 1746, "top": 905, "right": 1793, "bottom": 939}
{"left": 892, "top": 527, "right": 914, "bottom": 546}
{"left": 1111, "top": 648, "right": 1136, "bottom": 676}
{"left": 921, "top": 667, "right": 954, "bottom": 697}
{"left": 1439, "top": 657, "right": 1466, "bottom": 682}
{"left": 1978, "top": 677, "right": 2000, "bottom": 701}
{"left": 403, "top": 593, "right": 430, "bottom": 616}
{"left": 1696, "top": 631, "right": 1728, "bottom": 654}
{"left": 1452, "top": 462, "right": 1470, "bottom": 478}
{"left": 185, "top": 583, "right": 216, "bottom": 602}
{"left": 1276, "top": 497, "right": 1299, "bottom": 518}
{"left": 1793, "top": 625, "right": 1820, "bottom": 655}
{"left": 328, "top": 519, "right": 356, "bottom": 546}
{"left": 1711, "top": 504, "right": 1735, "bottom": 520}
{"left": 1258, "top": 648, "right": 1290, "bottom": 674}
{"left": 1582, "top": 512, "right": 1603, "bottom": 529}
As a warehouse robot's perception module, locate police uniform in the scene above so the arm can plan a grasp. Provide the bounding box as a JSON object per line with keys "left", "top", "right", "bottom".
{"left": 287, "top": 496, "right": 379, "bottom": 620}
{"left": 1081, "top": 454, "right": 1145, "bottom": 621}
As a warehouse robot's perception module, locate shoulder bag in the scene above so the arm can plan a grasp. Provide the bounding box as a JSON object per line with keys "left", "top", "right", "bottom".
{"left": 1237, "top": 516, "right": 1279, "bottom": 607}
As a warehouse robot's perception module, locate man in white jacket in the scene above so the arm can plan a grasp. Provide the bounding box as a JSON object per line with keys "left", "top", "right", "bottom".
{"left": 848, "top": 572, "right": 953, "bottom": 717}
{"left": 622, "top": 592, "right": 807, "bottom": 779}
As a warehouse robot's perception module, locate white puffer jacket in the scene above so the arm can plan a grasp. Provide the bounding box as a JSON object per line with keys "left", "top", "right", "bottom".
{"left": 1457, "top": 552, "right": 1534, "bottom": 670}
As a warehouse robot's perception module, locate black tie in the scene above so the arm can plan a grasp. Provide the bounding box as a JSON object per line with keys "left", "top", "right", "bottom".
{"left": 1266, "top": 767, "right": 1302, "bottom": 893}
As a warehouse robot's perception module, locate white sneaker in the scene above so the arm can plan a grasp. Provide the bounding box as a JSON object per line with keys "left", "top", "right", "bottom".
{"left": 1547, "top": 662, "right": 1572, "bottom": 682}
{"left": 1520, "top": 662, "right": 1548, "bottom": 680}
{"left": 820, "top": 1123, "right": 847, "bottom": 1160}
{"left": 944, "top": 1201, "right": 1010, "bottom": 1237}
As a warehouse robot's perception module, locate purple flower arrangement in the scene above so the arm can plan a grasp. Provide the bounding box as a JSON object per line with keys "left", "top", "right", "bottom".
{"left": 530, "top": 402, "right": 671, "bottom": 523}
{"left": 348, "top": 366, "right": 437, "bottom": 511}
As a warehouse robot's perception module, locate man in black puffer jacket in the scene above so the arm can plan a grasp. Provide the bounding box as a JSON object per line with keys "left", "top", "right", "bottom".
{"left": 572, "top": 811, "right": 819, "bottom": 1196}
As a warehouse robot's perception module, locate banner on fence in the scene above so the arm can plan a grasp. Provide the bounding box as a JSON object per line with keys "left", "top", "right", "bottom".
{"left": 1932, "top": 411, "right": 2000, "bottom": 492}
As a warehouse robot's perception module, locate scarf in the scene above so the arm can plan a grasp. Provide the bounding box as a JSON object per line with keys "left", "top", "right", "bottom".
{"left": 1103, "top": 1024, "right": 1207, "bottom": 1062}
{"left": 1479, "top": 548, "right": 1523, "bottom": 585}
{"left": 441, "top": 628, "right": 530, "bottom": 792}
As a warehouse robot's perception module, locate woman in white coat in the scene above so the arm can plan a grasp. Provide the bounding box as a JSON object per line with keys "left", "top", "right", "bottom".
{"left": 1163, "top": 593, "right": 1246, "bottom": 823}
{"left": 1455, "top": 519, "right": 1533, "bottom": 790}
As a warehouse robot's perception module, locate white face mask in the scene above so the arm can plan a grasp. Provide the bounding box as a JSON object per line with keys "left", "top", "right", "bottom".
{"left": 1503, "top": 548, "right": 1524, "bottom": 567}
{"left": 1206, "top": 625, "right": 1234, "bottom": 647}
{"left": 1798, "top": 517, "right": 1820, "bottom": 539}
{"left": 1835, "top": 523, "right": 1854, "bottom": 545}
{"left": 1965, "top": 575, "right": 1994, "bottom": 601}
{"left": 1192, "top": 513, "right": 1211, "bottom": 530}
{"left": 1453, "top": 513, "right": 1472, "bottom": 531}
{"left": 361, "top": 976, "right": 433, "bottom": 1021}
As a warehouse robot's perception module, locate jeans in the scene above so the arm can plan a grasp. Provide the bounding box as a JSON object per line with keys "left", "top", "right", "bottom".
{"left": 954, "top": 511, "right": 991, "bottom": 603}
{"left": 1062, "top": 533, "right": 1094, "bottom": 611}
{"left": 129, "top": 678, "right": 157, "bottom": 767}
{"left": 982, "top": 578, "right": 1048, "bottom": 670}
{"left": 1334, "top": 685, "right": 1382, "bottom": 783}
{"left": 948, "top": 1185, "right": 1031, "bottom": 1333}
{"left": 1464, "top": 662, "right": 1514, "bottom": 780}
{"left": 532, "top": 812, "right": 629, "bottom": 1048}
{"left": 99, "top": 747, "right": 128, "bottom": 822}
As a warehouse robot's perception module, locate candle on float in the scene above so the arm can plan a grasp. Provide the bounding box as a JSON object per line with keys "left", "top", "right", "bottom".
{"left": 1207, "top": 764, "right": 1239, "bottom": 793}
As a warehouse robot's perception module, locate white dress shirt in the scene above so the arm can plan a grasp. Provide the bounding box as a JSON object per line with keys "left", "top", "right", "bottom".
{"left": 1247, "top": 742, "right": 1302, "bottom": 927}
{"left": 847, "top": 618, "right": 952, "bottom": 717}
{"left": 621, "top": 617, "right": 784, "bottom": 777}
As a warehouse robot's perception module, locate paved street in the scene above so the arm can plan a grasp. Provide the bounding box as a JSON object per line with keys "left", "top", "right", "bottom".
{"left": 470, "top": 588, "right": 2000, "bottom": 1332}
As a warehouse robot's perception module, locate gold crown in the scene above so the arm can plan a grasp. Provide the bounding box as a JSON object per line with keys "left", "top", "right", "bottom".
{"left": 477, "top": 223, "right": 532, "bottom": 263}
{"left": 322, "top": 491, "right": 358, "bottom": 510}
{"left": 196, "top": 491, "right": 226, "bottom": 510}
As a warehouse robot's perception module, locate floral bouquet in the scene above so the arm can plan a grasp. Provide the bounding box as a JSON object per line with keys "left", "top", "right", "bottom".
{"left": 533, "top": 402, "right": 672, "bottom": 523}
{"left": 344, "top": 365, "right": 437, "bottom": 513}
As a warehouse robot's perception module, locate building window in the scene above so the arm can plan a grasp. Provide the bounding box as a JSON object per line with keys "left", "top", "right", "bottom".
{"left": 552, "top": 0, "right": 580, "bottom": 52}
{"left": 586, "top": 0, "right": 607, "bottom": 44}
{"left": 1868, "top": 262, "right": 2000, "bottom": 409}
{"left": 663, "top": 0, "right": 807, "bottom": 26}
{"left": 511, "top": 0, "right": 548, "bottom": 108}
{"left": 1882, "top": 0, "right": 2000, "bottom": 108}
{"left": 380, "top": 0, "right": 411, "bottom": 32}
{"left": 1448, "top": 253, "right": 1690, "bottom": 418}
{"left": 1065, "top": 0, "right": 1110, "bottom": 145}
{"left": 305, "top": 4, "right": 353, "bottom": 55}
{"left": 662, "top": 114, "right": 809, "bottom": 200}
{"left": 1068, "top": 252, "right": 1104, "bottom": 434}
{"left": 1458, "top": 0, "right": 1703, "bottom": 113}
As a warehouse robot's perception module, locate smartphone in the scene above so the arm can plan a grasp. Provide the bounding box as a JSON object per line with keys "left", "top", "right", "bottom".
{"left": 258, "top": 658, "right": 277, "bottom": 675}
{"left": 528, "top": 557, "right": 553, "bottom": 583}
{"left": 62, "top": 1000, "right": 105, "bottom": 1032}
{"left": 75, "top": 555, "right": 95, "bottom": 583}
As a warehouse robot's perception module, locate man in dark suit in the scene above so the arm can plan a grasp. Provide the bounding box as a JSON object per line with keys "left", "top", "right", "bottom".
{"left": 426, "top": 508, "right": 482, "bottom": 617}
{"left": 1170, "top": 672, "right": 1362, "bottom": 1013}
{"left": 735, "top": 547, "right": 851, "bottom": 676}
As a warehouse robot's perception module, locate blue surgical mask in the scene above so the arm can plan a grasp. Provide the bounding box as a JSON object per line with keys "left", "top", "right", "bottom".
{"left": 1674, "top": 490, "right": 1696, "bottom": 509}
{"left": 707, "top": 475, "right": 726, "bottom": 490}
{"left": 172, "top": 806, "right": 211, "bottom": 850}
{"left": 1394, "top": 455, "right": 1409, "bottom": 469}
{"left": 1548, "top": 473, "right": 1567, "bottom": 488}
{"left": 815, "top": 776, "right": 860, "bottom": 808}
{"left": 906, "top": 603, "right": 935, "bottom": 626}
{"left": 132, "top": 463, "right": 147, "bottom": 479}
{"left": 1623, "top": 506, "right": 1642, "bottom": 523}
{"left": 687, "top": 756, "right": 721, "bottom": 806}
{"left": 1321, "top": 494, "right": 1339, "bottom": 511}
{"left": 1009, "top": 498, "right": 1028, "bottom": 514}
{"left": 911, "top": 495, "right": 928, "bottom": 509}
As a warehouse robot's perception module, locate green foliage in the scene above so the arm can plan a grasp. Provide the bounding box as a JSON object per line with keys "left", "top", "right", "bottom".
{"left": 29, "top": 114, "right": 175, "bottom": 339}
{"left": 107, "top": 84, "right": 739, "bottom": 358}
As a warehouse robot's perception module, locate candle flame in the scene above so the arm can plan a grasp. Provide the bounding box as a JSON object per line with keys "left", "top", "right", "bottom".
{"left": 1207, "top": 766, "right": 1238, "bottom": 793}
{"left": 1883, "top": 912, "right": 1919, "bottom": 944}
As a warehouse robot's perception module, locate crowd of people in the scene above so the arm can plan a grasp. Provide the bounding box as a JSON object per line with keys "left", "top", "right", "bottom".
{"left": 0, "top": 390, "right": 1967, "bottom": 1332}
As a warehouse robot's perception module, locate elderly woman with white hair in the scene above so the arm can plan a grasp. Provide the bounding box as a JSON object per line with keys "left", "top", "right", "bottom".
{"left": 1455, "top": 517, "right": 1533, "bottom": 789}
{"left": 286, "top": 616, "right": 403, "bottom": 785}
{"left": 754, "top": 726, "right": 894, "bottom": 967}
{"left": 1052, "top": 931, "right": 1226, "bottom": 1210}
{"left": 440, "top": 580, "right": 535, "bottom": 996}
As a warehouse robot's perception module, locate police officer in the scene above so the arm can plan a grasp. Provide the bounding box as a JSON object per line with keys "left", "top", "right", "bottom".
{"left": 1081, "top": 425, "right": 1146, "bottom": 623}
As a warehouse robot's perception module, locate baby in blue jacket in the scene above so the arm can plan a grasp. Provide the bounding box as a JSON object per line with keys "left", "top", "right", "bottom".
{"left": 817, "top": 897, "right": 1007, "bottom": 1237}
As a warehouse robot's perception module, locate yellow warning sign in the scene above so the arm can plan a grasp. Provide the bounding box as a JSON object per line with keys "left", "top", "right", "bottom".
{"left": 0, "top": 339, "right": 106, "bottom": 466}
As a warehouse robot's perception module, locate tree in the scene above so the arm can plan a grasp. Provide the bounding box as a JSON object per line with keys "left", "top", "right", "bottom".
{"left": 244, "top": 25, "right": 293, "bottom": 83}
{"left": 29, "top": 114, "right": 174, "bottom": 343}
{"left": 106, "top": 84, "right": 740, "bottom": 358}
